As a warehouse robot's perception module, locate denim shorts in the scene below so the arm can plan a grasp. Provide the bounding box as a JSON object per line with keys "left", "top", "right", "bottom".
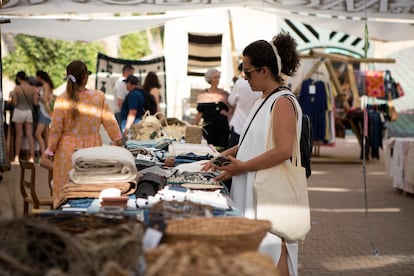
{"left": 38, "top": 111, "right": 51, "bottom": 125}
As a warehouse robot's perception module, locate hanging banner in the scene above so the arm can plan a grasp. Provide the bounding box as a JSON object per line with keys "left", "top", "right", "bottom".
{"left": 95, "top": 53, "right": 166, "bottom": 112}
{"left": 187, "top": 32, "right": 222, "bottom": 77}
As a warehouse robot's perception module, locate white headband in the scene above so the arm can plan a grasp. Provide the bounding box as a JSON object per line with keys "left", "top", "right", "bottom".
{"left": 270, "top": 39, "right": 282, "bottom": 76}
{"left": 66, "top": 74, "right": 76, "bottom": 83}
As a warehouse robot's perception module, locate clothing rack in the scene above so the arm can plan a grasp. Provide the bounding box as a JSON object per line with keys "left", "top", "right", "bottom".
{"left": 298, "top": 50, "right": 396, "bottom": 156}
{"left": 299, "top": 50, "right": 396, "bottom": 107}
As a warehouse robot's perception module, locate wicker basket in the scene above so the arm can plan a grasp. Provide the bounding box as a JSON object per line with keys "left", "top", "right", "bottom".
{"left": 185, "top": 125, "right": 203, "bottom": 144}
{"left": 164, "top": 217, "right": 271, "bottom": 254}
{"left": 145, "top": 241, "right": 281, "bottom": 276}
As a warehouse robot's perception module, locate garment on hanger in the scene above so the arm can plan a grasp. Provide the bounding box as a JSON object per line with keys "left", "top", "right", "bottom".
{"left": 353, "top": 69, "right": 366, "bottom": 96}
{"left": 379, "top": 70, "right": 401, "bottom": 100}
{"left": 299, "top": 79, "right": 328, "bottom": 143}
{"left": 324, "top": 82, "right": 335, "bottom": 144}
{"left": 367, "top": 109, "right": 383, "bottom": 160}
{"left": 365, "top": 70, "right": 385, "bottom": 98}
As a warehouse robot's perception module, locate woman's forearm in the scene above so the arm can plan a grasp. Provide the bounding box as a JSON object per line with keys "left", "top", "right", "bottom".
{"left": 125, "top": 114, "right": 136, "bottom": 130}
{"left": 194, "top": 112, "right": 202, "bottom": 125}
{"left": 221, "top": 145, "right": 238, "bottom": 158}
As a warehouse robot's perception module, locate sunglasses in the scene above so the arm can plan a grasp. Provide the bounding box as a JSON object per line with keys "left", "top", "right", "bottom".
{"left": 243, "top": 67, "right": 261, "bottom": 78}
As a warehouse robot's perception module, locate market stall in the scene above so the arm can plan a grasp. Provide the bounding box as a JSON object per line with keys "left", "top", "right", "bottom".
{"left": 1, "top": 116, "right": 281, "bottom": 275}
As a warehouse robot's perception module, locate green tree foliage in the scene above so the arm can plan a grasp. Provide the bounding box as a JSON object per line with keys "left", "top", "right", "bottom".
{"left": 3, "top": 34, "right": 104, "bottom": 88}
{"left": 119, "top": 31, "right": 151, "bottom": 59}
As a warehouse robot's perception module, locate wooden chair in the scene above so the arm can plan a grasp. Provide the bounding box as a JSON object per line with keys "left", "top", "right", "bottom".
{"left": 19, "top": 160, "right": 53, "bottom": 215}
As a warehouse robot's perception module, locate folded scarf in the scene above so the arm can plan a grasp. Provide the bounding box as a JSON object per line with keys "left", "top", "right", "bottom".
{"left": 69, "top": 146, "right": 137, "bottom": 184}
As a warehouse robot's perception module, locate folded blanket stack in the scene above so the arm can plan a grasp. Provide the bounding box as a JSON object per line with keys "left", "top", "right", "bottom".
{"left": 59, "top": 146, "right": 138, "bottom": 207}
{"left": 69, "top": 146, "right": 138, "bottom": 184}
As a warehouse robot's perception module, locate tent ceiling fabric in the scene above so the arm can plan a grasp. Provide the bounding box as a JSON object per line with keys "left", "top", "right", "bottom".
{"left": 0, "top": 14, "right": 183, "bottom": 42}
{"left": 1, "top": 0, "right": 414, "bottom": 42}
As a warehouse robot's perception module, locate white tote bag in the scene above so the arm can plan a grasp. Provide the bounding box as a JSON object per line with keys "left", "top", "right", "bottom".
{"left": 254, "top": 96, "right": 311, "bottom": 242}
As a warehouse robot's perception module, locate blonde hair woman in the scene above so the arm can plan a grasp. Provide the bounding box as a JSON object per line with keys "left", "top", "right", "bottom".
{"left": 194, "top": 68, "right": 232, "bottom": 150}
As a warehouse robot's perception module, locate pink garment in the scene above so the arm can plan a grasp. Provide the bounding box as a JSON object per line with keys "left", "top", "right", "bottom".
{"left": 365, "top": 70, "right": 385, "bottom": 98}
{"left": 48, "top": 89, "right": 122, "bottom": 208}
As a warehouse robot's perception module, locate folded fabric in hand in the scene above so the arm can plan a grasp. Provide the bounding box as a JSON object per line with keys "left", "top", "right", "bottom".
{"left": 69, "top": 146, "right": 138, "bottom": 184}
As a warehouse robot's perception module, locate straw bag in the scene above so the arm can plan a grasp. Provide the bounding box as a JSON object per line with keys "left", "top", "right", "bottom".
{"left": 131, "top": 111, "right": 162, "bottom": 140}
{"left": 254, "top": 96, "right": 310, "bottom": 242}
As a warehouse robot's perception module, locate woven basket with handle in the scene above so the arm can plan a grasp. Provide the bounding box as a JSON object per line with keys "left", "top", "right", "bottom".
{"left": 164, "top": 217, "right": 271, "bottom": 254}
{"left": 185, "top": 125, "right": 203, "bottom": 144}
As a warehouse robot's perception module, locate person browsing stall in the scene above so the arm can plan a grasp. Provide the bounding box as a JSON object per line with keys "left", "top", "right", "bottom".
{"left": 194, "top": 68, "right": 232, "bottom": 150}
{"left": 114, "top": 64, "right": 135, "bottom": 112}
{"left": 45, "top": 60, "right": 122, "bottom": 209}
{"left": 113, "top": 64, "right": 135, "bottom": 127}
{"left": 142, "top": 71, "right": 163, "bottom": 117}
{"left": 120, "top": 75, "right": 145, "bottom": 132}
{"left": 202, "top": 32, "right": 303, "bottom": 276}
{"left": 11, "top": 71, "right": 38, "bottom": 163}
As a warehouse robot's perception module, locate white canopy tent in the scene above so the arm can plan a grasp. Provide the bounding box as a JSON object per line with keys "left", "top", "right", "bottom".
{"left": 1, "top": 0, "right": 414, "bottom": 114}
{"left": 1, "top": 0, "right": 414, "bottom": 42}
{"left": 0, "top": 14, "right": 183, "bottom": 42}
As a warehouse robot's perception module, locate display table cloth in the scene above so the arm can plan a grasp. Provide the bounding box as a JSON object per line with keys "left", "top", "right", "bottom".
{"left": 384, "top": 137, "right": 414, "bottom": 193}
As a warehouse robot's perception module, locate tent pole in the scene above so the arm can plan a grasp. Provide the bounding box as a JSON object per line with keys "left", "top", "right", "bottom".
{"left": 227, "top": 10, "right": 239, "bottom": 79}
{"left": 362, "top": 6, "right": 380, "bottom": 257}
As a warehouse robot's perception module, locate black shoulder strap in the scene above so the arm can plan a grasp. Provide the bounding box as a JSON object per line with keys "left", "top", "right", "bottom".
{"left": 238, "top": 86, "right": 290, "bottom": 147}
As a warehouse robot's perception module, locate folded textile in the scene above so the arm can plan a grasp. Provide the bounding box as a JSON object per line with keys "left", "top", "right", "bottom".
{"left": 136, "top": 186, "right": 230, "bottom": 210}
{"left": 174, "top": 152, "right": 214, "bottom": 165}
{"left": 172, "top": 160, "right": 210, "bottom": 174}
{"left": 125, "top": 138, "right": 173, "bottom": 150}
{"left": 135, "top": 172, "right": 167, "bottom": 199}
{"left": 69, "top": 146, "right": 137, "bottom": 184}
{"left": 169, "top": 143, "right": 219, "bottom": 157}
{"left": 57, "top": 181, "right": 137, "bottom": 208}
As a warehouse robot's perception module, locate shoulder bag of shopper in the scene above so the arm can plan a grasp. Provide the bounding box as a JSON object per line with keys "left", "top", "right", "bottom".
{"left": 253, "top": 94, "right": 311, "bottom": 242}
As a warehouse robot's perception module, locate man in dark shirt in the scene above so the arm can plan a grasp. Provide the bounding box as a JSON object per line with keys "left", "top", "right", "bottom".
{"left": 120, "top": 75, "right": 145, "bottom": 132}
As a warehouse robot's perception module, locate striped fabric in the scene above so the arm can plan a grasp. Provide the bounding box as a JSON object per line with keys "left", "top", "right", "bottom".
{"left": 95, "top": 52, "right": 166, "bottom": 96}
{"left": 187, "top": 33, "right": 222, "bottom": 76}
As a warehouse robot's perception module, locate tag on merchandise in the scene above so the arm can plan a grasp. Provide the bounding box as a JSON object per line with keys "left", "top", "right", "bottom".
{"left": 309, "top": 84, "right": 316, "bottom": 94}
{"left": 143, "top": 227, "right": 163, "bottom": 251}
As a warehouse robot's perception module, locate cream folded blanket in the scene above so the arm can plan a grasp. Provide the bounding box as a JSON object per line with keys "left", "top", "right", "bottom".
{"left": 69, "top": 146, "right": 138, "bottom": 184}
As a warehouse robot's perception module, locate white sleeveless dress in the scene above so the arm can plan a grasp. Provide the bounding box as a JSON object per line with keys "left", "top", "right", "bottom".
{"left": 231, "top": 90, "right": 299, "bottom": 276}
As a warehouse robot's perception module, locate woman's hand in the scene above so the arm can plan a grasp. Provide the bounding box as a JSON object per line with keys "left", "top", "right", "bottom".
{"left": 200, "top": 160, "right": 216, "bottom": 172}
{"left": 214, "top": 156, "right": 244, "bottom": 181}
{"left": 201, "top": 155, "right": 230, "bottom": 172}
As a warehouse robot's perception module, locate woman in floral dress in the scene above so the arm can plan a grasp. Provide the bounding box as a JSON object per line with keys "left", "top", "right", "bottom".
{"left": 46, "top": 60, "right": 122, "bottom": 208}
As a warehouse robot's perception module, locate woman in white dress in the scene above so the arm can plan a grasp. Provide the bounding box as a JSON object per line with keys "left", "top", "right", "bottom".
{"left": 202, "top": 32, "right": 302, "bottom": 276}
